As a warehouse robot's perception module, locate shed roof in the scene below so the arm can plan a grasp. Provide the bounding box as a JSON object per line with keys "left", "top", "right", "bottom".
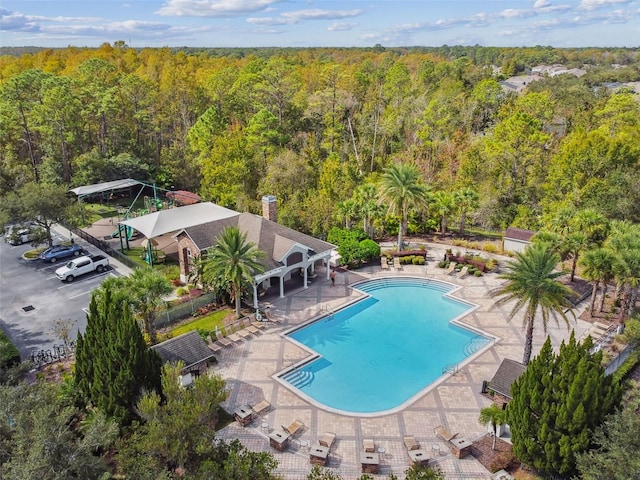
{"left": 151, "top": 330, "right": 216, "bottom": 370}
{"left": 120, "top": 202, "right": 239, "bottom": 239}
{"left": 488, "top": 358, "right": 526, "bottom": 398}
{"left": 504, "top": 227, "right": 536, "bottom": 242}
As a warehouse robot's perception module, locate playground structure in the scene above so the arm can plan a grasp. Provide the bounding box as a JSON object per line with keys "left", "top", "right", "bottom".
{"left": 69, "top": 179, "right": 202, "bottom": 265}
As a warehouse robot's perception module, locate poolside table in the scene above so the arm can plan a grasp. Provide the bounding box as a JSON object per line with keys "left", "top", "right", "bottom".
{"left": 269, "top": 430, "right": 290, "bottom": 451}
{"left": 449, "top": 437, "right": 473, "bottom": 459}
{"left": 233, "top": 405, "right": 254, "bottom": 427}
{"left": 361, "top": 451, "right": 380, "bottom": 474}
{"left": 408, "top": 448, "right": 430, "bottom": 466}
{"left": 309, "top": 444, "right": 329, "bottom": 466}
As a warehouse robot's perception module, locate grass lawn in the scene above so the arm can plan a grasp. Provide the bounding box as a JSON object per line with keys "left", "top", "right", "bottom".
{"left": 170, "top": 308, "right": 231, "bottom": 338}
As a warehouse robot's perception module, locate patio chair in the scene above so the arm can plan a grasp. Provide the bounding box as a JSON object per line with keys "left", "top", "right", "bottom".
{"left": 225, "top": 325, "right": 243, "bottom": 343}
{"left": 445, "top": 262, "right": 457, "bottom": 275}
{"left": 282, "top": 419, "right": 305, "bottom": 436}
{"left": 319, "top": 432, "right": 336, "bottom": 449}
{"left": 242, "top": 317, "right": 261, "bottom": 335}
{"left": 393, "top": 257, "right": 402, "bottom": 271}
{"left": 456, "top": 266, "right": 469, "bottom": 279}
{"left": 403, "top": 435, "right": 420, "bottom": 451}
{"left": 252, "top": 312, "right": 268, "bottom": 329}
{"left": 434, "top": 425, "right": 458, "bottom": 443}
{"left": 207, "top": 338, "right": 223, "bottom": 353}
{"left": 235, "top": 321, "right": 253, "bottom": 340}
{"left": 251, "top": 399, "right": 271, "bottom": 416}
{"left": 363, "top": 438, "right": 375, "bottom": 452}
{"left": 215, "top": 331, "right": 233, "bottom": 347}
{"left": 381, "top": 257, "right": 390, "bottom": 270}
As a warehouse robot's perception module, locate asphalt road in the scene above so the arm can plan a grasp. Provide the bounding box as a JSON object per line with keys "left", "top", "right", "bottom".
{"left": 0, "top": 228, "right": 127, "bottom": 361}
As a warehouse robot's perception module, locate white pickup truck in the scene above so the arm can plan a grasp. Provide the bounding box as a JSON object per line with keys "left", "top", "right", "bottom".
{"left": 55, "top": 255, "right": 109, "bottom": 282}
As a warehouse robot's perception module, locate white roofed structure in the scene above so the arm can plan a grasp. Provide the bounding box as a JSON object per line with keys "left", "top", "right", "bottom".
{"left": 120, "top": 202, "right": 239, "bottom": 239}
{"left": 69, "top": 178, "right": 142, "bottom": 198}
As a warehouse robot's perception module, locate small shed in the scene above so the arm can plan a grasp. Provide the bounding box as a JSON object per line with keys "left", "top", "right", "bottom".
{"left": 487, "top": 358, "right": 527, "bottom": 400}
{"left": 151, "top": 330, "right": 216, "bottom": 377}
{"left": 503, "top": 227, "right": 536, "bottom": 253}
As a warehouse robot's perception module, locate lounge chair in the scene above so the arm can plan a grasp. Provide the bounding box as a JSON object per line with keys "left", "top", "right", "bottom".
{"left": 252, "top": 312, "right": 268, "bottom": 329}
{"left": 363, "top": 438, "right": 375, "bottom": 452}
{"left": 225, "top": 325, "right": 243, "bottom": 343}
{"left": 251, "top": 399, "right": 271, "bottom": 416}
{"left": 242, "top": 317, "right": 261, "bottom": 335}
{"left": 207, "top": 338, "right": 223, "bottom": 353}
{"left": 215, "top": 331, "right": 233, "bottom": 347}
{"left": 403, "top": 435, "right": 420, "bottom": 451}
{"left": 282, "top": 419, "right": 304, "bottom": 436}
{"left": 393, "top": 257, "right": 402, "bottom": 270}
{"left": 381, "top": 257, "right": 390, "bottom": 270}
{"left": 319, "top": 432, "right": 336, "bottom": 449}
{"left": 235, "top": 322, "right": 253, "bottom": 340}
{"left": 456, "top": 266, "right": 469, "bottom": 279}
{"left": 435, "top": 425, "right": 458, "bottom": 442}
{"left": 445, "top": 262, "right": 457, "bottom": 274}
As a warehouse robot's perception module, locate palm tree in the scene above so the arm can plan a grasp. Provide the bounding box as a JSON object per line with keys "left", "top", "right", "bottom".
{"left": 202, "top": 227, "right": 265, "bottom": 318}
{"left": 127, "top": 268, "right": 173, "bottom": 344}
{"left": 478, "top": 405, "right": 507, "bottom": 450}
{"left": 579, "top": 248, "right": 617, "bottom": 316}
{"left": 336, "top": 199, "right": 357, "bottom": 229}
{"left": 354, "top": 183, "right": 381, "bottom": 237}
{"left": 378, "top": 162, "right": 429, "bottom": 252}
{"left": 491, "top": 244, "right": 574, "bottom": 365}
{"left": 431, "top": 191, "right": 455, "bottom": 234}
{"left": 454, "top": 187, "right": 479, "bottom": 235}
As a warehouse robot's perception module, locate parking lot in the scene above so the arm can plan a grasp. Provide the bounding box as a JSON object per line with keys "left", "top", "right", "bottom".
{"left": 0, "top": 227, "right": 128, "bottom": 361}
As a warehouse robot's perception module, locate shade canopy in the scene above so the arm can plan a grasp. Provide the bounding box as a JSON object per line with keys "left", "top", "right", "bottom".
{"left": 140, "top": 237, "right": 159, "bottom": 248}
{"left": 69, "top": 178, "right": 142, "bottom": 198}
{"left": 120, "top": 202, "right": 239, "bottom": 239}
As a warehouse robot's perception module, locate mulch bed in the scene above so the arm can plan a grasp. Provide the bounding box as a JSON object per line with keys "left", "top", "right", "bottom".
{"left": 471, "top": 434, "right": 518, "bottom": 474}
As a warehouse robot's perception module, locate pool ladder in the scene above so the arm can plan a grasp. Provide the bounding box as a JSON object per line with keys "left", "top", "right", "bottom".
{"left": 322, "top": 304, "right": 335, "bottom": 319}
{"left": 442, "top": 363, "right": 459, "bottom": 376}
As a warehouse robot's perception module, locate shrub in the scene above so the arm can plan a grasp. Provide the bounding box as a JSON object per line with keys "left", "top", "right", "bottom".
{"left": 176, "top": 286, "right": 189, "bottom": 297}
{"left": 482, "top": 243, "right": 500, "bottom": 254}
{"left": 327, "top": 227, "right": 368, "bottom": 245}
{"left": 412, "top": 256, "right": 425, "bottom": 265}
{"left": 474, "top": 270, "right": 483, "bottom": 277}
{"left": 438, "top": 261, "right": 447, "bottom": 268}
{"left": 359, "top": 238, "right": 381, "bottom": 259}
{"left": 0, "top": 330, "right": 20, "bottom": 368}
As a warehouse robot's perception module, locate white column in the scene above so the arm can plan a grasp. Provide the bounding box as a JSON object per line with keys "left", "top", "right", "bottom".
{"left": 280, "top": 276, "right": 285, "bottom": 298}
{"left": 253, "top": 283, "right": 258, "bottom": 309}
{"left": 303, "top": 267, "right": 308, "bottom": 289}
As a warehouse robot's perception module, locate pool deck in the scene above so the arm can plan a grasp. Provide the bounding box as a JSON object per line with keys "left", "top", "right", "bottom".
{"left": 213, "top": 242, "right": 592, "bottom": 480}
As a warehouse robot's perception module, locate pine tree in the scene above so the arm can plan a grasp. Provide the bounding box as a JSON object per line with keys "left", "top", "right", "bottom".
{"left": 507, "top": 333, "right": 621, "bottom": 478}
{"left": 75, "top": 284, "right": 162, "bottom": 425}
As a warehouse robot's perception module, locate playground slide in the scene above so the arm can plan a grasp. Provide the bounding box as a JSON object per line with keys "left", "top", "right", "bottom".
{"left": 111, "top": 225, "right": 134, "bottom": 240}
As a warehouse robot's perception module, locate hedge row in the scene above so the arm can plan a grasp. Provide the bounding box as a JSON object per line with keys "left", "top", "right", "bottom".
{"left": 0, "top": 329, "right": 21, "bottom": 369}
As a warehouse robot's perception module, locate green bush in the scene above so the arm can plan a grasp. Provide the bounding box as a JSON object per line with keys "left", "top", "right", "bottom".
{"left": 327, "top": 227, "right": 367, "bottom": 245}
{"left": 359, "top": 238, "right": 380, "bottom": 259}
{"left": 474, "top": 270, "right": 483, "bottom": 277}
{"left": 0, "top": 330, "right": 21, "bottom": 368}
{"left": 412, "top": 256, "right": 425, "bottom": 265}
{"left": 438, "top": 260, "right": 447, "bottom": 268}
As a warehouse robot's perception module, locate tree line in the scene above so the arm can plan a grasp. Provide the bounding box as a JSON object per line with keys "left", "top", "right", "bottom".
{"left": 1, "top": 44, "right": 639, "bottom": 239}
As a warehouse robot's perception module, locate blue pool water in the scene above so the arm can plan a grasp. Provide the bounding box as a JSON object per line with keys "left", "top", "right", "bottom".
{"left": 282, "top": 278, "right": 489, "bottom": 414}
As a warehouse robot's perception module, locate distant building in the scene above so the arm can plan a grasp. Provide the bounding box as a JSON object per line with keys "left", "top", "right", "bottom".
{"left": 503, "top": 227, "right": 536, "bottom": 253}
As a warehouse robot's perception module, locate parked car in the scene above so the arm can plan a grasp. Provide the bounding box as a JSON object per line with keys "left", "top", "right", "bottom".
{"left": 39, "top": 244, "right": 83, "bottom": 263}
{"left": 5, "top": 223, "right": 41, "bottom": 246}
{"left": 55, "top": 255, "right": 109, "bottom": 282}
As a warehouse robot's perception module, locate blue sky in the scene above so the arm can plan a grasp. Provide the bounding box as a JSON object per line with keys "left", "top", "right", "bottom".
{"left": 1, "top": 0, "right": 639, "bottom": 48}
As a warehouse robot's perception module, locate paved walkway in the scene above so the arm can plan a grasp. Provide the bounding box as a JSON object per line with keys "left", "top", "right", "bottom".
{"left": 213, "top": 243, "right": 592, "bottom": 480}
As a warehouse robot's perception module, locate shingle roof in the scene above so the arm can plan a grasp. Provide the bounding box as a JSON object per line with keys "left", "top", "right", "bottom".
{"left": 504, "top": 227, "right": 536, "bottom": 242}
{"left": 151, "top": 330, "right": 215, "bottom": 370}
{"left": 488, "top": 358, "right": 526, "bottom": 398}
{"left": 177, "top": 212, "right": 335, "bottom": 270}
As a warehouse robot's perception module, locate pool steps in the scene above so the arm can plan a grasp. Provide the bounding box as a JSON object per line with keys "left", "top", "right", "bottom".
{"left": 282, "top": 369, "right": 315, "bottom": 389}
{"left": 358, "top": 277, "right": 452, "bottom": 293}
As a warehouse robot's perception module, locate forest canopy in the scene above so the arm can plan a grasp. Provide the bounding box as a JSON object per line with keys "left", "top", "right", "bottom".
{"left": 1, "top": 44, "right": 639, "bottom": 237}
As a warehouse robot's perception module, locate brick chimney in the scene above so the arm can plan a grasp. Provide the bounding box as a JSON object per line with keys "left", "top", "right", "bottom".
{"left": 261, "top": 195, "right": 277, "bottom": 223}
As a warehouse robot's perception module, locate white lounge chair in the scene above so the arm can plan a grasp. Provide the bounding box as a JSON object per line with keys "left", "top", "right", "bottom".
{"left": 456, "top": 266, "right": 469, "bottom": 278}
{"left": 445, "top": 262, "right": 457, "bottom": 274}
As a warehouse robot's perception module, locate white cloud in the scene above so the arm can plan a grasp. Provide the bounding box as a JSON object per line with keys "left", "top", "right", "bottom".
{"left": 328, "top": 21, "right": 356, "bottom": 31}
{"left": 580, "top": 0, "right": 629, "bottom": 10}
{"left": 248, "top": 8, "right": 363, "bottom": 26}
{"left": 533, "top": 0, "right": 551, "bottom": 8}
{"left": 156, "top": 0, "right": 285, "bottom": 17}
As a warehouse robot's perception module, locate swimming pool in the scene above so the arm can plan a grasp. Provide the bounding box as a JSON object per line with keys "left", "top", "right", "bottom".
{"left": 280, "top": 277, "right": 491, "bottom": 414}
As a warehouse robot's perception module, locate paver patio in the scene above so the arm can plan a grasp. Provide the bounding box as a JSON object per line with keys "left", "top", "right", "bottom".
{"left": 211, "top": 242, "right": 591, "bottom": 479}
